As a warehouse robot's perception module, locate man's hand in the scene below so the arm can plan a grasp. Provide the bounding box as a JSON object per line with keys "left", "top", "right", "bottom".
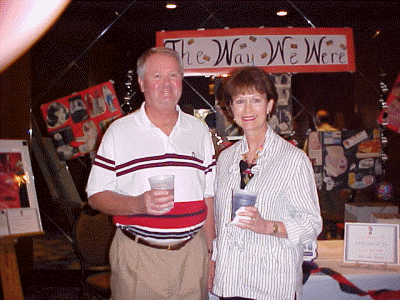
{"left": 142, "top": 189, "right": 174, "bottom": 215}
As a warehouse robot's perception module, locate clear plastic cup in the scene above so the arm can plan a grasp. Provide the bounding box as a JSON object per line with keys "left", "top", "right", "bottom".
{"left": 231, "top": 189, "right": 257, "bottom": 221}
{"left": 148, "top": 174, "right": 175, "bottom": 213}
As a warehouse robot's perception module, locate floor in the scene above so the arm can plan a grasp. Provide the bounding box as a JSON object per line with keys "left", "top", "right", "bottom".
{"left": 12, "top": 216, "right": 84, "bottom": 300}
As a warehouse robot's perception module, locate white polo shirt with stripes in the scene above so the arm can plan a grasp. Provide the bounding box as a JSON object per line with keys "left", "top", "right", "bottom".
{"left": 86, "top": 102, "right": 216, "bottom": 244}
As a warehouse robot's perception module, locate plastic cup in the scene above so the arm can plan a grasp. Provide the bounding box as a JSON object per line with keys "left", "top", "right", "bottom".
{"left": 148, "top": 174, "right": 175, "bottom": 195}
{"left": 231, "top": 189, "right": 257, "bottom": 220}
{"left": 148, "top": 174, "right": 175, "bottom": 213}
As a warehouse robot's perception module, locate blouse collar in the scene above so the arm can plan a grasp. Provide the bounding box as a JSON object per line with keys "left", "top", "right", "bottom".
{"left": 228, "top": 125, "right": 275, "bottom": 174}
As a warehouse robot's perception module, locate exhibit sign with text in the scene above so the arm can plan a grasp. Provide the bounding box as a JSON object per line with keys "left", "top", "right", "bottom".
{"left": 156, "top": 27, "right": 356, "bottom": 76}
{"left": 344, "top": 222, "right": 399, "bottom": 265}
{"left": 41, "top": 81, "right": 123, "bottom": 160}
{"left": 0, "top": 139, "right": 43, "bottom": 236}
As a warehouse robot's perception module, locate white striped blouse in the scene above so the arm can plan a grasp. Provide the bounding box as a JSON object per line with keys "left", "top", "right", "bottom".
{"left": 212, "top": 126, "right": 322, "bottom": 300}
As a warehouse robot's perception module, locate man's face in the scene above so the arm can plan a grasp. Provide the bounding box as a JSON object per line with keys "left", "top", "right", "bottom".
{"left": 138, "top": 53, "right": 183, "bottom": 112}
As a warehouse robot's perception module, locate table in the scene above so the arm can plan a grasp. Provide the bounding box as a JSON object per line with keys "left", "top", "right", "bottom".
{"left": 0, "top": 232, "right": 44, "bottom": 300}
{"left": 303, "top": 240, "right": 400, "bottom": 299}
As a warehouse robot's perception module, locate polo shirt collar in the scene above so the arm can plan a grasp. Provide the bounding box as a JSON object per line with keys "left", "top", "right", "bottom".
{"left": 136, "top": 102, "right": 185, "bottom": 131}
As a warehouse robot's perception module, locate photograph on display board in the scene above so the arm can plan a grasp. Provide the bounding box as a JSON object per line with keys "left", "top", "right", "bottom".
{"left": 0, "top": 140, "right": 43, "bottom": 236}
{"left": 40, "top": 81, "right": 123, "bottom": 160}
{"left": 269, "top": 73, "right": 293, "bottom": 136}
{"left": 215, "top": 73, "right": 294, "bottom": 140}
{"left": 0, "top": 151, "right": 26, "bottom": 209}
{"left": 377, "top": 72, "right": 400, "bottom": 133}
{"left": 308, "top": 129, "right": 382, "bottom": 191}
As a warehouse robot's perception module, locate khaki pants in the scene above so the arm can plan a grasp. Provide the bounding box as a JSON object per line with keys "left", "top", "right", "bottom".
{"left": 110, "top": 228, "right": 209, "bottom": 300}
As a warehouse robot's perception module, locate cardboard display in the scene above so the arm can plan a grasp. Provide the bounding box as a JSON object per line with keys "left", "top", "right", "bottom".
{"left": 40, "top": 81, "right": 123, "bottom": 160}
{"left": 308, "top": 129, "right": 382, "bottom": 191}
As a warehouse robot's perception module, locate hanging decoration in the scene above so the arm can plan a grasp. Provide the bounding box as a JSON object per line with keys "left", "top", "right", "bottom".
{"left": 377, "top": 72, "right": 400, "bottom": 134}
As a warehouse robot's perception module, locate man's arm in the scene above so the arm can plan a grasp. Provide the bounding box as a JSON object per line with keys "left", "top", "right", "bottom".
{"left": 88, "top": 190, "right": 174, "bottom": 216}
{"left": 203, "top": 196, "right": 216, "bottom": 251}
{"left": 204, "top": 196, "right": 216, "bottom": 291}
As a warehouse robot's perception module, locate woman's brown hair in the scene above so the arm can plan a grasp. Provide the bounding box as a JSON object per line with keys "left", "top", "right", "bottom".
{"left": 222, "top": 66, "right": 278, "bottom": 118}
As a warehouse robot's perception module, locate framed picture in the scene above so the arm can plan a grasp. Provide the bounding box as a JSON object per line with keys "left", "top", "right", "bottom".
{"left": 0, "top": 139, "right": 42, "bottom": 236}
{"left": 344, "top": 222, "right": 399, "bottom": 265}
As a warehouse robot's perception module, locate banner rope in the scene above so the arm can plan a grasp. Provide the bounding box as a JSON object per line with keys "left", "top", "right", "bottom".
{"left": 307, "top": 266, "right": 400, "bottom": 300}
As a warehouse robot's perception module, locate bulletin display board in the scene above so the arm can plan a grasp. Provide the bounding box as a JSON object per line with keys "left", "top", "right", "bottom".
{"left": 40, "top": 81, "right": 123, "bottom": 160}
{"left": 0, "top": 139, "right": 43, "bottom": 236}
{"left": 308, "top": 129, "right": 382, "bottom": 191}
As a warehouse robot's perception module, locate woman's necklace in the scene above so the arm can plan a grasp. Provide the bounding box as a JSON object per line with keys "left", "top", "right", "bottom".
{"left": 239, "top": 144, "right": 263, "bottom": 188}
{"left": 242, "top": 144, "right": 263, "bottom": 165}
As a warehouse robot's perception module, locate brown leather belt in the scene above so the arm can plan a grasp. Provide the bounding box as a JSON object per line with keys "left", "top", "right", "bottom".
{"left": 120, "top": 228, "right": 193, "bottom": 251}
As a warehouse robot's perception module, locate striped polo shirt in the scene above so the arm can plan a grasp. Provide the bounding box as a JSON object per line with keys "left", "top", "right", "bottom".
{"left": 86, "top": 102, "right": 216, "bottom": 244}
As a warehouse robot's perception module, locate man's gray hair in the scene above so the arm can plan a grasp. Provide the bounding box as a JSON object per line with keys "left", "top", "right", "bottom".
{"left": 136, "top": 47, "right": 183, "bottom": 79}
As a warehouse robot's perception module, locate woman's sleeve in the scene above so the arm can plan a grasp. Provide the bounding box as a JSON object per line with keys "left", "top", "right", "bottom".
{"left": 282, "top": 152, "right": 323, "bottom": 246}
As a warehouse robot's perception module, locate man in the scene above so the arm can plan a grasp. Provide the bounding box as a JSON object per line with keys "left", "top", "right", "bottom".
{"left": 86, "top": 47, "right": 216, "bottom": 299}
{"left": 315, "top": 109, "right": 338, "bottom": 131}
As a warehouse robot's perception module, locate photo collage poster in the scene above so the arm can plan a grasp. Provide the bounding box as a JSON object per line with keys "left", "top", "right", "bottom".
{"left": 269, "top": 73, "right": 293, "bottom": 136}
{"left": 41, "top": 81, "right": 123, "bottom": 160}
{"left": 308, "top": 129, "right": 382, "bottom": 191}
{"left": 377, "top": 72, "right": 400, "bottom": 133}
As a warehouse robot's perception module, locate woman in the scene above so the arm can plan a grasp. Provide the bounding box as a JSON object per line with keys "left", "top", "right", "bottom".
{"left": 212, "top": 67, "right": 322, "bottom": 300}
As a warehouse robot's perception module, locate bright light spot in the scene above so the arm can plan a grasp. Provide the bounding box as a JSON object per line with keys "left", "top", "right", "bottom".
{"left": 166, "top": 3, "right": 177, "bottom": 9}
{"left": 276, "top": 10, "right": 288, "bottom": 17}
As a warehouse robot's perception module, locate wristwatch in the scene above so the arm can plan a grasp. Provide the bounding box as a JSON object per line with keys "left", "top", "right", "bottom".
{"left": 272, "top": 223, "right": 279, "bottom": 235}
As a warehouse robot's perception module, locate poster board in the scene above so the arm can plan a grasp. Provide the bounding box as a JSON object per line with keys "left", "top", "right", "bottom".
{"left": 0, "top": 139, "right": 42, "bottom": 236}
{"left": 377, "top": 72, "right": 400, "bottom": 133}
{"left": 156, "top": 27, "right": 356, "bottom": 76}
{"left": 308, "top": 129, "right": 381, "bottom": 191}
{"left": 40, "top": 81, "right": 123, "bottom": 160}
{"left": 344, "top": 222, "right": 399, "bottom": 265}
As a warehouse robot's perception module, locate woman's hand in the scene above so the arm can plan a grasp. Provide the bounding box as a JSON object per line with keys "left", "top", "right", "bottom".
{"left": 235, "top": 206, "right": 268, "bottom": 234}
{"left": 235, "top": 206, "right": 288, "bottom": 238}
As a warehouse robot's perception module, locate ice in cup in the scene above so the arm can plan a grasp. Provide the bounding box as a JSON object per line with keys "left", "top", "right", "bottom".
{"left": 231, "top": 189, "right": 257, "bottom": 221}
{"left": 148, "top": 174, "right": 175, "bottom": 194}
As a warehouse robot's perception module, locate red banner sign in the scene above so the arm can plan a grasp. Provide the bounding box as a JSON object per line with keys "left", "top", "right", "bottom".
{"left": 156, "top": 27, "right": 356, "bottom": 76}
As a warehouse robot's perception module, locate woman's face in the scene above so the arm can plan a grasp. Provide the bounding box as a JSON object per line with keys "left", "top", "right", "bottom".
{"left": 230, "top": 90, "right": 273, "bottom": 135}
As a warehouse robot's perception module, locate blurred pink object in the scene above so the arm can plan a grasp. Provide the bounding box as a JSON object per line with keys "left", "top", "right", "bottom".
{"left": 0, "top": 0, "right": 71, "bottom": 73}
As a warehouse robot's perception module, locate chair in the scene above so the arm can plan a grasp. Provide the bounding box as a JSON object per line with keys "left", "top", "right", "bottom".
{"left": 73, "top": 204, "right": 116, "bottom": 300}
